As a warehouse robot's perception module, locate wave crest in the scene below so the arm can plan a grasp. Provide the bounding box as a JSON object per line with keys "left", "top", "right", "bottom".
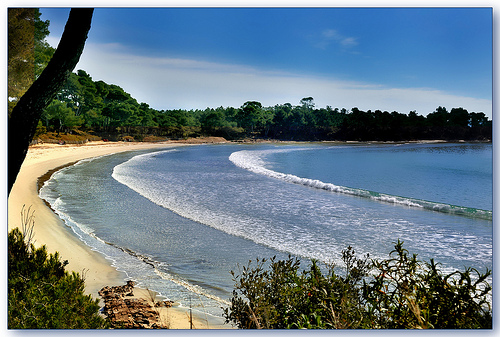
{"left": 229, "top": 149, "right": 492, "bottom": 221}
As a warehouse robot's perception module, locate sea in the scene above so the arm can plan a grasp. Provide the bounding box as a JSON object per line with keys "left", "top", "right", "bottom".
{"left": 39, "top": 142, "right": 493, "bottom": 324}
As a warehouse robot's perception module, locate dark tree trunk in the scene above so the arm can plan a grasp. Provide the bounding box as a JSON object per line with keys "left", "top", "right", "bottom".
{"left": 8, "top": 8, "right": 94, "bottom": 195}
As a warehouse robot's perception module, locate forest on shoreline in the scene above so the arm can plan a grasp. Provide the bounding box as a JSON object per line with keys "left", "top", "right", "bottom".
{"left": 28, "top": 69, "right": 492, "bottom": 143}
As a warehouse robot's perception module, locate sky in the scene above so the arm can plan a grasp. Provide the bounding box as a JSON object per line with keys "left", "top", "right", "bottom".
{"left": 39, "top": 5, "right": 493, "bottom": 117}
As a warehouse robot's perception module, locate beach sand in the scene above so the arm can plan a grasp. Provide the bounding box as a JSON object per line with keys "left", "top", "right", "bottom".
{"left": 7, "top": 140, "right": 232, "bottom": 329}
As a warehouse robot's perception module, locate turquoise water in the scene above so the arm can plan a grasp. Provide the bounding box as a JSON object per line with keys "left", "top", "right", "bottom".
{"left": 40, "top": 142, "right": 492, "bottom": 320}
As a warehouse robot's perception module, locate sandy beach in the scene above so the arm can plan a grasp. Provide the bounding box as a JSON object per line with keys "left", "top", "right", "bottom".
{"left": 8, "top": 139, "right": 231, "bottom": 329}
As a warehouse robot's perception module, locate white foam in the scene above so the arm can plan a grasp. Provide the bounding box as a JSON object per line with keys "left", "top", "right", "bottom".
{"left": 153, "top": 269, "right": 231, "bottom": 306}
{"left": 112, "top": 149, "right": 350, "bottom": 264}
{"left": 228, "top": 149, "right": 492, "bottom": 220}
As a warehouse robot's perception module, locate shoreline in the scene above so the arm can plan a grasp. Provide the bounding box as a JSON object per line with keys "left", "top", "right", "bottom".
{"left": 8, "top": 139, "right": 231, "bottom": 329}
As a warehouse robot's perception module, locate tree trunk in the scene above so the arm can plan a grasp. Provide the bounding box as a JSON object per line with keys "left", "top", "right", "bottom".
{"left": 8, "top": 8, "right": 94, "bottom": 195}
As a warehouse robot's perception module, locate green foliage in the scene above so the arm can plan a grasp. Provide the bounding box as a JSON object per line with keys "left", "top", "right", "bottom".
{"left": 364, "top": 241, "right": 492, "bottom": 329}
{"left": 43, "top": 100, "right": 83, "bottom": 131}
{"left": 223, "top": 241, "right": 491, "bottom": 329}
{"left": 223, "top": 248, "right": 371, "bottom": 329}
{"left": 8, "top": 8, "right": 54, "bottom": 114}
{"left": 8, "top": 206, "right": 109, "bottom": 329}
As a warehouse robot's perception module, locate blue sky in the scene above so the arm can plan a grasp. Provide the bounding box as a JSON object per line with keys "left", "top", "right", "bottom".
{"left": 40, "top": 6, "right": 493, "bottom": 117}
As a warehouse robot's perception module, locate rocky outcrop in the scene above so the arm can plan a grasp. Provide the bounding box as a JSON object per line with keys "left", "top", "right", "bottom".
{"left": 99, "top": 281, "right": 173, "bottom": 329}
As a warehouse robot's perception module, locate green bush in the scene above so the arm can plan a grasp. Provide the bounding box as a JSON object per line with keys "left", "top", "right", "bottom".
{"left": 8, "top": 207, "right": 109, "bottom": 329}
{"left": 223, "top": 241, "right": 491, "bottom": 329}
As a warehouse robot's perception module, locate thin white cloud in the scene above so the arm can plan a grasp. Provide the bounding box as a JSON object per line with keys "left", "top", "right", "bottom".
{"left": 340, "top": 37, "right": 358, "bottom": 48}
{"left": 315, "top": 29, "right": 359, "bottom": 50}
{"left": 74, "top": 42, "right": 492, "bottom": 117}
{"left": 322, "top": 29, "right": 340, "bottom": 39}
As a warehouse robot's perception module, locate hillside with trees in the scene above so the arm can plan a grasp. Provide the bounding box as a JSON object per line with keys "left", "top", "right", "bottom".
{"left": 34, "top": 71, "right": 492, "bottom": 143}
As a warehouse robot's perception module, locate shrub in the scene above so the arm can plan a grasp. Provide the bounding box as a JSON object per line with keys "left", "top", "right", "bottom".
{"left": 8, "top": 206, "right": 109, "bottom": 329}
{"left": 363, "top": 241, "right": 492, "bottom": 329}
{"left": 119, "top": 135, "right": 135, "bottom": 142}
{"left": 223, "top": 241, "right": 491, "bottom": 329}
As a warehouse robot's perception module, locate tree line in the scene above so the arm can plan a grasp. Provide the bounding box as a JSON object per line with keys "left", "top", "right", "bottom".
{"left": 36, "top": 71, "right": 492, "bottom": 142}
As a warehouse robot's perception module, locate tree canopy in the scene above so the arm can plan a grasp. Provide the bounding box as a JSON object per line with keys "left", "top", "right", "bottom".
{"left": 35, "top": 69, "right": 492, "bottom": 143}
{"left": 8, "top": 8, "right": 54, "bottom": 115}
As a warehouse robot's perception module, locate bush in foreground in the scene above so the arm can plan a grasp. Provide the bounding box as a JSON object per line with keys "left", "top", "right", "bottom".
{"left": 8, "top": 207, "right": 108, "bottom": 329}
{"left": 223, "top": 241, "right": 492, "bottom": 329}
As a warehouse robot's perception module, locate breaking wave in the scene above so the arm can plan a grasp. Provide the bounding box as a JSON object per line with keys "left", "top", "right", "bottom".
{"left": 229, "top": 149, "right": 492, "bottom": 221}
